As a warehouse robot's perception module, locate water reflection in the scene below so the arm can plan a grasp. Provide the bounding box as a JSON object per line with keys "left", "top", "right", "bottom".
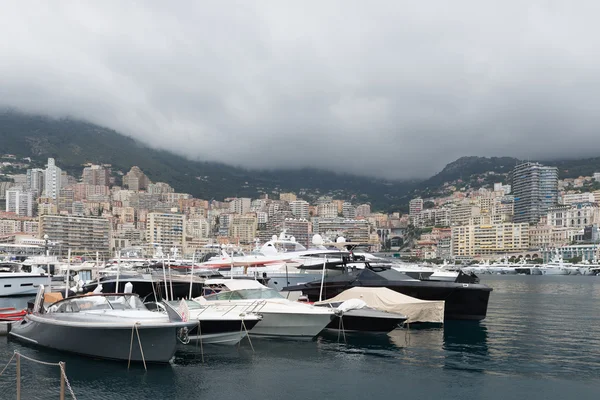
{"left": 442, "top": 321, "right": 489, "bottom": 373}
{"left": 443, "top": 321, "right": 489, "bottom": 355}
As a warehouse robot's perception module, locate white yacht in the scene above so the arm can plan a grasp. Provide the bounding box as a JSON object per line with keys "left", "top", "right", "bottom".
{"left": 195, "top": 279, "right": 335, "bottom": 339}
{"left": 198, "top": 234, "right": 350, "bottom": 291}
{"left": 0, "top": 261, "right": 51, "bottom": 296}
{"left": 539, "top": 255, "right": 570, "bottom": 276}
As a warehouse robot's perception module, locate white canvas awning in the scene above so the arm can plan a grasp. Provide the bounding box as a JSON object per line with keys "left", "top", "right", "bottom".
{"left": 317, "top": 287, "right": 444, "bottom": 324}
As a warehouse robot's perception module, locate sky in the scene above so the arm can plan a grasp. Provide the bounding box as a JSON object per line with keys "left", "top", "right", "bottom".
{"left": 1, "top": 1, "right": 600, "bottom": 180}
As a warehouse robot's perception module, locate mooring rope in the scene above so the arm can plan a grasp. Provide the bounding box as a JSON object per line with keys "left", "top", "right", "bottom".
{"left": 240, "top": 315, "right": 255, "bottom": 353}
{"left": 128, "top": 322, "right": 147, "bottom": 371}
{"left": 0, "top": 351, "right": 16, "bottom": 376}
{"left": 197, "top": 320, "right": 204, "bottom": 363}
{"left": 1, "top": 351, "right": 77, "bottom": 399}
{"left": 337, "top": 313, "right": 346, "bottom": 343}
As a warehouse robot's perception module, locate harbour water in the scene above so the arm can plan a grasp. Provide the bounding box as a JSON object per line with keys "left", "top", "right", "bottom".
{"left": 1, "top": 275, "right": 600, "bottom": 399}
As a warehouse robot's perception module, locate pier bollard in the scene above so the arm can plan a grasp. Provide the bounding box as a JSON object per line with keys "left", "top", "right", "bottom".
{"left": 16, "top": 352, "right": 20, "bottom": 400}
{"left": 59, "top": 361, "right": 65, "bottom": 400}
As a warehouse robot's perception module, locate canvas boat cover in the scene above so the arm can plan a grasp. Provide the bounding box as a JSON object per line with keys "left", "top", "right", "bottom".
{"left": 316, "top": 287, "right": 444, "bottom": 324}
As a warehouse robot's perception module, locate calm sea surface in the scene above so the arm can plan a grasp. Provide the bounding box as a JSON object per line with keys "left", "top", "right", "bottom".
{"left": 1, "top": 275, "right": 600, "bottom": 399}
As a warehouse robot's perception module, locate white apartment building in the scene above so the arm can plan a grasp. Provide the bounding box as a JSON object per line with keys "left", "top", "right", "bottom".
{"left": 186, "top": 217, "right": 210, "bottom": 239}
{"left": 282, "top": 218, "right": 311, "bottom": 248}
{"left": 229, "top": 215, "right": 258, "bottom": 244}
{"left": 39, "top": 215, "right": 110, "bottom": 256}
{"left": 528, "top": 225, "right": 575, "bottom": 249}
{"left": 452, "top": 219, "right": 529, "bottom": 257}
{"left": 290, "top": 200, "right": 310, "bottom": 219}
{"left": 317, "top": 218, "right": 371, "bottom": 243}
{"left": 5, "top": 188, "right": 35, "bottom": 217}
{"left": 342, "top": 202, "right": 356, "bottom": 219}
{"left": 317, "top": 203, "right": 338, "bottom": 219}
{"left": 561, "top": 192, "right": 595, "bottom": 205}
{"left": 44, "top": 158, "right": 62, "bottom": 200}
{"left": 450, "top": 201, "right": 481, "bottom": 226}
{"left": 256, "top": 211, "right": 268, "bottom": 224}
{"left": 409, "top": 198, "right": 423, "bottom": 222}
{"left": 147, "top": 182, "right": 174, "bottom": 195}
{"left": 547, "top": 202, "right": 600, "bottom": 229}
{"left": 416, "top": 207, "right": 451, "bottom": 228}
{"left": 82, "top": 164, "right": 110, "bottom": 186}
{"left": 229, "top": 198, "right": 251, "bottom": 215}
{"left": 26, "top": 168, "right": 45, "bottom": 194}
{"left": 146, "top": 212, "right": 185, "bottom": 249}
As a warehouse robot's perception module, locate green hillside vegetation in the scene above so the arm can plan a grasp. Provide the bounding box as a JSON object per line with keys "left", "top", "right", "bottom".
{"left": 2, "top": 111, "right": 599, "bottom": 211}
{"left": 0, "top": 111, "right": 412, "bottom": 211}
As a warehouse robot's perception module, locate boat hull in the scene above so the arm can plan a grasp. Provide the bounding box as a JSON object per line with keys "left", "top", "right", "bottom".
{"left": 540, "top": 267, "right": 568, "bottom": 275}
{"left": 287, "top": 279, "right": 492, "bottom": 321}
{"left": 326, "top": 312, "right": 405, "bottom": 333}
{"left": 9, "top": 315, "right": 180, "bottom": 363}
{"left": 251, "top": 311, "right": 333, "bottom": 338}
{"left": 186, "top": 318, "right": 260, "bottom": 345}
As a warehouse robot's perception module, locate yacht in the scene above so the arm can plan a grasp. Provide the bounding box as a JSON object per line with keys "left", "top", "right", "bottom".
{"left": 160, "top": 300, "right": 263, "bottom": 345}
{"left": 540, "top": 254, "right": 570, "bottom": 275}
{"left": 198, "top": 234, "right": 353, "bottom": 291}
{"left": 196, "top": 279, "right": 335, "bottom": 338}
{"left": 0, "top": 261, "right": 51, "bottom": 297}
{"left": 284, "top": 265, "right": 492, "bottom": 321}
{"left": 10, "top": 286, "right": 195, "bottom": 363}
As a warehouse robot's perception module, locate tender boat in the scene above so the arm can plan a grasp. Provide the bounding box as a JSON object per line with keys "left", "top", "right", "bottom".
{"left": 315, "top": 298, "right": 408, "bottom": 333}
{"left": 196, "top": 279, "right": 335, "bottom": 338}
{"left": 9, "top": 286, "right": 194, "bottom": 363}
{"left": 315, "top": 287, "right": 444, "bottom": 325}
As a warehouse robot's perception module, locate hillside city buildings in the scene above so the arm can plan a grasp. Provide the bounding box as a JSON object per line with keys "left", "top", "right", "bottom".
{"left": 1, "top": 155, "right": 600, "bottom": 262}
{"left": 0, "top": 158, "right": 380, "bottom": 258}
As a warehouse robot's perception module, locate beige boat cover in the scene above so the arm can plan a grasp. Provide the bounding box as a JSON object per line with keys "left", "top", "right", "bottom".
{"left": 316, "top": 287, "right": 444, "bottom": 324}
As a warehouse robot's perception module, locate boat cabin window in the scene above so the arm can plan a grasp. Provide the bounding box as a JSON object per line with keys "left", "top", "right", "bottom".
{"left": 0, "top": 263, "right": 20, "bottom": 272}
{"left": 75, "top": 270, "right": 92, "bottom": 282}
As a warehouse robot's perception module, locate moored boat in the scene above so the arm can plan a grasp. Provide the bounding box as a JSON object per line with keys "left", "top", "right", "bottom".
{"left": 196, "top": 279, "right": 335, "bottom": 338}
{"left": 283, "top": 266, "right": 492, "bottom": 321}
{"left": 9, "top": 286, "right": 194, "bottom": 363}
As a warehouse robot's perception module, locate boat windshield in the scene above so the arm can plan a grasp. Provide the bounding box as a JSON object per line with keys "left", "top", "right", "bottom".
{"left": 204, "top": 288, "right": 284, "bottom": 301}
{"left": 166, "top": 300, "right": 204, "bottom": 310}
{"left": 47, "top": 294, "right": 146, "bottom": 313}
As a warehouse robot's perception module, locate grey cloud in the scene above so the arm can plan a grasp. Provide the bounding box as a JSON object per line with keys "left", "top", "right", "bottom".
{"left": 2, "top": 1, "right": 600, "bottom": 179}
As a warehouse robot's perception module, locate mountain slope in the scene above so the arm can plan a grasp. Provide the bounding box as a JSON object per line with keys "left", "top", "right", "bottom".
{"left": 0, "top": 111, "right": 413, "bottom": 210}
{"left": 422, "top": 156, "right": 519, "bottom": 187}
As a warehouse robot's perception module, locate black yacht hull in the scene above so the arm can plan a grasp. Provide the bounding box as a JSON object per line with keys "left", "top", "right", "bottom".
{"left": 285, "top": 269, "right": 492, "bottom": 321}
{"left": 326, "top": 314, "right": 404, "bottom": 333}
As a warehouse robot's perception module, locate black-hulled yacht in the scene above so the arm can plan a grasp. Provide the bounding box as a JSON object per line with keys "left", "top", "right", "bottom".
{"left": 284, "top": 265, "right": 492, "bottom": 321}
